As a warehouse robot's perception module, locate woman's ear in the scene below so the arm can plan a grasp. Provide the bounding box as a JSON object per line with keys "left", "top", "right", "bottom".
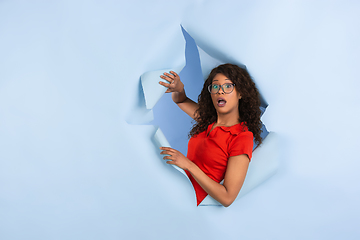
{"left": 237, "top": 92, "right": 242, "bottom": 99}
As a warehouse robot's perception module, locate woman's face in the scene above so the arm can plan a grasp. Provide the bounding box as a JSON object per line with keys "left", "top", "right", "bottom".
{"left": 210, "top": 73, "right": 242, "bottom": 116}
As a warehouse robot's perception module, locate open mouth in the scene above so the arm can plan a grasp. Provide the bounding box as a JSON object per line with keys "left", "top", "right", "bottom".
{"left": 217, "top": 98, "right": 226, "bottom": 107}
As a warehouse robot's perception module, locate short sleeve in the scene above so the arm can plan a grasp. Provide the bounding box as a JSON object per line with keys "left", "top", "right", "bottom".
{"left": 228, "top": 131, "right": 254, "bottom": 160}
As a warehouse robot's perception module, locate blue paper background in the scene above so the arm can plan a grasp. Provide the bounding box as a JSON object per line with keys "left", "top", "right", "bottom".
{"left": 1, "top": 0, "right": 360, "bottom": 239}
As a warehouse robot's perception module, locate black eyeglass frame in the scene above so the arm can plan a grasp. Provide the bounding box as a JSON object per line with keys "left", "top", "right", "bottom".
{"left": 207, "top": 83, "right": 236, "bottom": 94}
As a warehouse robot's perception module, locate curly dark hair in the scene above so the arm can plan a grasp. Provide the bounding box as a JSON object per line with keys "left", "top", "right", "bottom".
{"left": 189, "top": 63, "right": 263, "bottom": 145}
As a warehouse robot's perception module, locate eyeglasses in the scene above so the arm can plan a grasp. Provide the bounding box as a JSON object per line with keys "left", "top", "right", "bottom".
{"left": 208, "top": 83, "right": 235, "bottom": 94}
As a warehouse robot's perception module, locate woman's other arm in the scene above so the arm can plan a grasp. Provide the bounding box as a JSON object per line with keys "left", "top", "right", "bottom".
{"left": 159, "top": 71, "right": 199, "bottom": 120}
{"left": 187, "top": 154, "right": 249, "bottom": 207}
{"left": 160, "top": 147, "right": 249, "bottom": 207}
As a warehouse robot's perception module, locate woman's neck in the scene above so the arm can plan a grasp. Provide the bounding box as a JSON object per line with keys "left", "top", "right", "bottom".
{"left": 215, "top": 112, "right": 240, "bottom": 127}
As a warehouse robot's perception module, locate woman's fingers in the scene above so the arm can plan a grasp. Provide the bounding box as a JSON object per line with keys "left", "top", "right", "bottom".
{"left": 159, "top": 146, "right": 191, "bottom": 170}
{"left": 161, "top": 72, "right": 175, "bottom": 83}
{"left": 160, "top": 151, "right": 171, "bottom": 156}
{"left": 161, "top": 151, "right": 175, "bottom": 162}
{"left": 159, "top": 71, "right": 183, "bottom": 94}
{"left": 160, "top": 73, "right": 176, "bottom": 92}
{"left": 159, "top": 81, "right": 171, "bottom": 88}
{"left": 160, "top": 147, "right": 176, "bottom": 156}
{"left": 163, "top": 155, "right": 176, "bottom": 164}
{"left": 160, "top": 146, "right": 172, "bottom": 151}
{"left": 163, "top": 155, "right": 172, "bottom": 160}
{"left": 169, "top": 71, "right": 178, "bottom": 77}
{"left": 160, "top": 147, "right": 176, "bottom": 152}
{"left": 159, "top": 82, "right": 176, "bottom": 93}
{"left": 160, "top": 148, "right": 180, "bottom": 162}
{"left": 161, "top": 146, "right": 173, "bottom": 149}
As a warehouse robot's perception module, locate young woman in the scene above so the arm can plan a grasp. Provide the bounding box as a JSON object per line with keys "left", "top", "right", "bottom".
{"left": 159, "top": 64, "right": 262, "bottom": 207}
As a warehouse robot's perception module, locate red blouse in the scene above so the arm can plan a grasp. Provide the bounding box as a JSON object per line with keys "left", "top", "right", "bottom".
{"left": 185, "top": 122, "right": 254, "bottom": 206}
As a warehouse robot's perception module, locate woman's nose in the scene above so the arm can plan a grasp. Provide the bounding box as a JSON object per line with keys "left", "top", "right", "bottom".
{"left": 217, "top": 86, "right": 225, "bottom": 94}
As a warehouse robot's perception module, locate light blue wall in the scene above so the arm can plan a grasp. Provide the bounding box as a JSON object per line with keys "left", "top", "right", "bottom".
{"left": 1, "top": 0, "right": 359, "bottom": 239}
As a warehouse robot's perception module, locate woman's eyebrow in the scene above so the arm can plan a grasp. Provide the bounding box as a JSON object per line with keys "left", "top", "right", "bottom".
{"left": 212, "top": 79, "right": 232, "bottom": 82}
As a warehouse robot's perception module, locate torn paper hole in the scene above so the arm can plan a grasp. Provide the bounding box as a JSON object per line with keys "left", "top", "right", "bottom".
{"left": 128, "top": 25, "right": 280, "bottom": 206}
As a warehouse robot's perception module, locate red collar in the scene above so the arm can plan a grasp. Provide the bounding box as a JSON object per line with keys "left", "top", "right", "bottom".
{"left": 208, "top": 122, "right": 248, "bottom": 136}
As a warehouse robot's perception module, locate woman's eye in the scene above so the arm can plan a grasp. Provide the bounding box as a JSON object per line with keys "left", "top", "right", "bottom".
{"left": 225, "top": 84, "right": 231, "bottom": 88}
{"left": 213, "top": 85, "right": 219, "bottom": 89}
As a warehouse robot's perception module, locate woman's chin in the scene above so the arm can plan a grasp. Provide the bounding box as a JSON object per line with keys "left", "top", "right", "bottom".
{"left": 215, "top": 106, "right": 239, "bottom": 116}
{"left": 215, "top": 108, "right": 230, "bottom": 115}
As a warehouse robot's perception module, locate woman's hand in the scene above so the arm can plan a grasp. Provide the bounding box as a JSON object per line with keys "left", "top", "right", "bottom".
{"left": 160, "top": 147, "right": 194, "bottom": 171}
{"left": 159, "top": 71, "right": 184, "bottom": 93}
{"left": 159, "top": 71, "right": 198, "bottom": 119}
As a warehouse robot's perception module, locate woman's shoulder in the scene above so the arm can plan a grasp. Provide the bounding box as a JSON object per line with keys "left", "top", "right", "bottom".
{"left": 226, "top": 123, "right": 254, "bottom": 157}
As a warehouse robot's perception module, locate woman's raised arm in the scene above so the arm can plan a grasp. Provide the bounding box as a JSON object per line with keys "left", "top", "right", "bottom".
{"left": 159, "top": 71, "right": 199, "bottom": 120}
